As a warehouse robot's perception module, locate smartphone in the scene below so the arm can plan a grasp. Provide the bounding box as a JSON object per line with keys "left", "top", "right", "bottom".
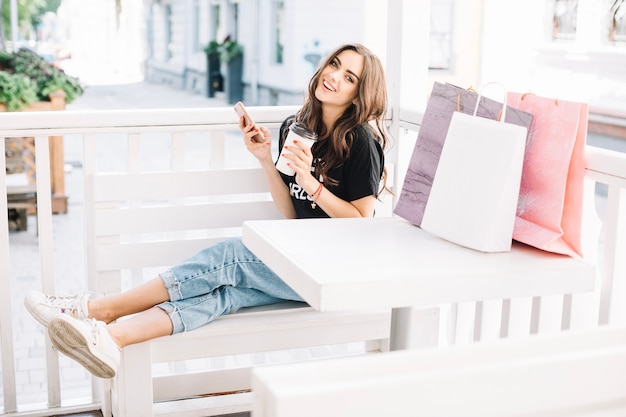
{"left": 234, "top": 101, "right": 265, "bottom": 143}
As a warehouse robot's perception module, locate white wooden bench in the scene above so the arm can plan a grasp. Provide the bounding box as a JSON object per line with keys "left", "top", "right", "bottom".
{"left": 76, "top": 108, "right": 391, "bottom": 417}
{"left": 252, "top": 324, "right": 626, "bottom": 417}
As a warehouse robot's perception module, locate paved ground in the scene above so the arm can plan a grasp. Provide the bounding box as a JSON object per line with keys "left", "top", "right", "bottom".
{"left": 8, "top": 81, "right": 228, "bottom": 408}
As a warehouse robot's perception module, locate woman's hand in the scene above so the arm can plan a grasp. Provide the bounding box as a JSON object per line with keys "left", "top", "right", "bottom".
{"left": 239, "top": 116, "right": 272, "bottom": 162}
{"left": 282, "top": 140, "right": 318, "bottom": 192}
{"left": 283, "top": 141, "right": 378, "bottom": 218}
{"left": 240, "top": 116, "right": 296, "bottom": 219}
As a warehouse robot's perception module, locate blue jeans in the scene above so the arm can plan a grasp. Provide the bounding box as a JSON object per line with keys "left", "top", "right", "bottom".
{"left": 157, "top": 237, "right": 304, "bottom": 334}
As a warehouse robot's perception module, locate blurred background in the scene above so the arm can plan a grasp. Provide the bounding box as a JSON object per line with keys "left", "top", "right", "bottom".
{"left": 2, "top": 0, "right": 625, "bottom": 112}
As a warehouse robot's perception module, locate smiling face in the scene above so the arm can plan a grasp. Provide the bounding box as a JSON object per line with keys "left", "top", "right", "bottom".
{"left": 314, "top": 49, "right": 364, "bottom": 114}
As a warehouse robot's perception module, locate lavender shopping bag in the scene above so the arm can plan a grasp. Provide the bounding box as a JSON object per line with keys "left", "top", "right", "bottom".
{"left": 420, "top": 85, "right": 528, "bottom": 252}
{"left": 394, "top": 82, "right": 534, "bottom": 226}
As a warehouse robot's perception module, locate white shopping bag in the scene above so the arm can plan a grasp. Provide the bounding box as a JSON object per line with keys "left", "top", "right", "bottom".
{"left": 420, "top": 84, "right": 528, "bottom": 252}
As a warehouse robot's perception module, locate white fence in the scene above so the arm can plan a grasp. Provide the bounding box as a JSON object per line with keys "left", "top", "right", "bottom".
{"left": 1, "top": 106, "right": 625, "bottom": 415}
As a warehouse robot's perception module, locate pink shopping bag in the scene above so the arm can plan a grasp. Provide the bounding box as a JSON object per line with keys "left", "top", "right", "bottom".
{"left": 507, "top": 93, "right": 588, "bottom": 258}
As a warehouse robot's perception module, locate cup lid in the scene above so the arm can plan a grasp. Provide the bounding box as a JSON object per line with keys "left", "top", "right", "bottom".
{"left": 290, "top": 122, "right": 318, "bottom": 141}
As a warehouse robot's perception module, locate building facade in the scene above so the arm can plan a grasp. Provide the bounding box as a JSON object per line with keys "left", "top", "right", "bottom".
{"left": 142, "top": 0, "right": 626, "bottom": 112}
{"left": 142, "top": 0, "right": 379, "bottom": 105}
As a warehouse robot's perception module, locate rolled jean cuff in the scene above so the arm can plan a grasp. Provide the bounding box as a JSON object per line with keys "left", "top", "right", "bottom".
{"left": 157, "top": 270, "right": 187, "bottom": 333}
{"left": 156, "top": 301, "right": 185, "bottom": 334}
{"left": 159, "top": 269, "right": 183, "bottom": 302}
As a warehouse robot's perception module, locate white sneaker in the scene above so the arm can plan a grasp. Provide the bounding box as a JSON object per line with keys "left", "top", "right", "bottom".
{"left": 24, "top": 291, "right": 90, "bottom": 327}
{"left": 48, "top": 315, "right": 120, "bottom": 379}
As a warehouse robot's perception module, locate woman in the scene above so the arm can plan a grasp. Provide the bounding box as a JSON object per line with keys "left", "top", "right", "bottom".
{"left": 24, "top": 43, "right": 389, "bottom": 379}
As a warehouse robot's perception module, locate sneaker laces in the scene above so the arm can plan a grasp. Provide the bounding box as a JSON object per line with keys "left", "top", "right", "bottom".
{"left": 43, "top": 293, "right": 88, "bottom": 315}
{"left": 88, "top": 318, "right": 106, "bottom": 346}
{"left": 87, "top": 318, "right": 120, "bottom": 353}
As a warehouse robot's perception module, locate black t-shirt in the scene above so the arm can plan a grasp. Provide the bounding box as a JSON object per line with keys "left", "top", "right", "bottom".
{"left": 278, "top": 117, "right": 385, "bottom": 219}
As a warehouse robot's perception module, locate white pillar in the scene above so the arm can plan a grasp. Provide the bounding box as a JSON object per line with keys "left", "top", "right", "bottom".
{"left": 10, "top": 0, "right": 18, "bottom": 49}
{"left": 385, "top": 0, "right": 431, "bottom": 196}
{"left": 386, "top": 0, "right": 430, "bottom": 113}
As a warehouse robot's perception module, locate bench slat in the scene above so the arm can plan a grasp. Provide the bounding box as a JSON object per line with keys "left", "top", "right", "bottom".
{"left": 153, "top": 368, "right": 250, "bottom": 403}
{"left": 95, "top": 237, "right": 232, "bottom": 270}
{"left": 152, "top": 391, "right": 253, "bottom": 417}
{"left": 93, "top": 168, "right": 271, "bottom": 201}
{"left": 149, "top": 306, "right": 391, "bottom": 362}
{"left": 94, "top": 200, "right": 280, "bottom": 235}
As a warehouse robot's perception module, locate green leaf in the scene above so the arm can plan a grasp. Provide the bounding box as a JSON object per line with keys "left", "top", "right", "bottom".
{"left": 0, "top": 48, "right": 84, "bottom": 111}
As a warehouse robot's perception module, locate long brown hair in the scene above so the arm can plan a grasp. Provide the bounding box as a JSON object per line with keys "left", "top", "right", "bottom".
{"left": 296, "top": 44, "right": 390, "bottom": 193}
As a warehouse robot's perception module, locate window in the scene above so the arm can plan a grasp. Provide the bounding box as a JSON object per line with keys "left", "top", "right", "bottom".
{"left": 273, "top": 0, "right": 284, "bottom": 64}
{"left": 552, "top": 0, "right": 578, "bottom": 40}
{"left": 193, "top": 0, "right": 200, "bottom": 51}
{"left": 429, "top": 0, "right": 453, "bottom": 70}
{"left": 210, "top": 4, "right": 221, "bottom": 41}
{"left": 609, "top": 0, "right": 626, "bottom": 42}
{"left": 165, "top": 4, "right": 173, "bottom": 60}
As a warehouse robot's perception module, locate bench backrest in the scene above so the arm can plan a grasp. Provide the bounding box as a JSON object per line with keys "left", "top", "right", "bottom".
{"left": 88, "top": 167, "right": 282, "bottom": 294}
{"left": 77, "top": 107, "right": 296, "bottom": 294}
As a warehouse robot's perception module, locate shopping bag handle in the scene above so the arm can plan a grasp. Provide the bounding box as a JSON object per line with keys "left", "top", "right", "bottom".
{"left": 456, "top": 86, "right": 478, "bottom": 112}
{"left": 522, "top": 91, "right": 560, "bottom": 106}
{"left": 473, "top": 82, "right": 507, "bottom": 122}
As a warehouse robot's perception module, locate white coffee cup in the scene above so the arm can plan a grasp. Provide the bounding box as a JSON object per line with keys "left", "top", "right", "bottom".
{"left": 276, "top": 122, "right": 318, "bottom": 176}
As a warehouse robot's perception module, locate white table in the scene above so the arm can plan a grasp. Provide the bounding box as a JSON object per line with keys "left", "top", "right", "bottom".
{"left": 242, "top": 217, "right": 596, "bottom": 350}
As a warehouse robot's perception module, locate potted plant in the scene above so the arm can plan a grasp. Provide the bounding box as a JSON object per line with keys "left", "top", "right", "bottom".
{"left": 0, "top": 71, "right": 38, "bottom": 111}
{"left": 0, "top": 48, "right": 83, "bottom": 215}
{"left": 205, "top": 39, "right": 221, "bottom": 55}
{"left": 220, "top": 37, "right": 244, "bottom": 104}
{"left": 0, "top": 48, "right": 84, "bottom": 111}
{"left": 220, "top": 38, "right": 244, "bottom": 64}
{"left": 204, "top": 40, "right": 223, "bottom": 98}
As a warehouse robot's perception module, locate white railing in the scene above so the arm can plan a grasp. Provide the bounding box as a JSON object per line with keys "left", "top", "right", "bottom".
{"left": 1, "top": 106, "right": 625, "bottom": 415}
{"left": 0, "top": 106, "right": 298, "bottom": 416}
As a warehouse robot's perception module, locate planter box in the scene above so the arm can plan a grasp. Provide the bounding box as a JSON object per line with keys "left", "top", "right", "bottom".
{"left": 3, "top": 91, "right": 68, "bottom": 221}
